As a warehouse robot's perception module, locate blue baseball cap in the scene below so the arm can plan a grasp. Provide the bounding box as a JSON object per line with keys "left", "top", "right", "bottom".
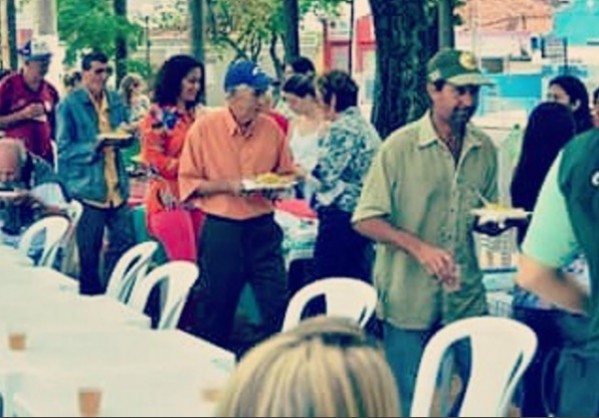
{"left": 224, "top": 59, "right": 273, "bottom": 93}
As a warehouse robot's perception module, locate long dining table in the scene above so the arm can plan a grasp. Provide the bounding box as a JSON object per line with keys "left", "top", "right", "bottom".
{"left": 0, "top": 250, "right": 235, "bottom": 417}
{"left": 6, "top": 328, "right": 234, "bottom": 417}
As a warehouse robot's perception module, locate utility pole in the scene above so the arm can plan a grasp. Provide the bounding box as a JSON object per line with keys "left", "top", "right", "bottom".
{"left": 35, "top": 0, "right": 64, "bottom": 89}
{"left": 1, "top": 0, "right": 17, "bottom": 69}
{"left": 145, "top": 15, "right": 150, "bottom": 70}
{"left": 348, "top": 0, "right": 355, "bottom": 75}
{"left": 438, "top": 0, "right": 455, "bottom": 49}
{"left": 189, "top": 0, "right": 204, "bottom": 63}
{"left": 189, "top": 0, "right": 205, "bottom": 103}
{"left": 0, "top": 0, "right": 6, "bottom": 68}
{"left": 114, "top": 0, "right": 128, "bottom": 87}
{"left": 37, "top": 0, "right": 57, "bottom": 35}
{"left": 282, "top": 0, "right": 300, "bottom": 62}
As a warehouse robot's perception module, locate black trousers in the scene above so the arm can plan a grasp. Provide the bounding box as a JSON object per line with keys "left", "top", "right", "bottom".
{"left": 312, "top": 206, "right": 373, "bottom": 282}
{"left": 180, "top": 214, "right": 288, "bottom": 354}
{"left": 76, "top": 202, "right": 135, "bottom": 295}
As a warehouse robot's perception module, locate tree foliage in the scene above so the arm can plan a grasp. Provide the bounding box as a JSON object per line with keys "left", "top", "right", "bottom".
{"left": 137, "top": 0, "right": 188, "bottom": 32}
{"left": 204, "top": 0, "right": 345, "bottom": 73}
{"left": 368, "top": 0, "right": 466, "bottom": 137}
{"left": 369, "top": 0, "right": 435, "bottom": 138}
{"left": 57, "top": 0, "right": 143, "bottom": 66}
{"left": 205, "top": 0, "right": 277, "bottom": 61}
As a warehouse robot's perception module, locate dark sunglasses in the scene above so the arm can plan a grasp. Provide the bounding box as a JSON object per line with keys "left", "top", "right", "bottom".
{"left": 92, "top": 66, "right": 113, "bottom": 76}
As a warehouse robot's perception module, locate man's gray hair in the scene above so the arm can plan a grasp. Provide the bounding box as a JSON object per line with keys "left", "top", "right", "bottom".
{"left": 225, "top": 83, "right": 255, "bottom": 100}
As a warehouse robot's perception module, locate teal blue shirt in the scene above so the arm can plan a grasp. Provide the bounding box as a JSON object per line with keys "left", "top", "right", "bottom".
{"left": 522, "top": 153, "right": 580, "bottom": 267}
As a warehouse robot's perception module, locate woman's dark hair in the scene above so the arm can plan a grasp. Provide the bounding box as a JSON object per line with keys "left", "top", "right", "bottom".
{"left": 286, "top": 56, "right": 315, "bottom": 75}
{"left": 549, "top": 75, "right": 592, "bottom": 133}
{"left": 316, "top": 70, "right": 358, "bottom": 112}
{"left": 63, "top": 71, "right": 81, "bottom": 89}
{"left": 510, "top": 102, "right": 576, "bottom": 243}
{"left": 282, "top": 73, "right": 316, "bottom": 98}
{"left": 152, "top": 54, "right": 205, "bottom": 108}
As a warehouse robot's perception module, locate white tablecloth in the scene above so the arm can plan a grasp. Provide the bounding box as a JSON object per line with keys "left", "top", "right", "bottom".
{"left": 14, "top": 367, "right": 219, "bottom": 417}
{"left": 0, "top": 291, "right": 150, "bottom": 332}
{"left": 2, "top": 265, "right": 77, "bottom": 291}
{"left": 3, "top": 329, "right": 234, "bottom": 417}
{"left": 0, "top": 247, "right": 33, "bottom": 267}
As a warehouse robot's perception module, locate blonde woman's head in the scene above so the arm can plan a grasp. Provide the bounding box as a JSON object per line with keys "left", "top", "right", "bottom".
{"left": 215, "top": 316, "right": 400, "bottom": 417}
{"left": 119, "top": 73, "right": 145, "bottom": 105}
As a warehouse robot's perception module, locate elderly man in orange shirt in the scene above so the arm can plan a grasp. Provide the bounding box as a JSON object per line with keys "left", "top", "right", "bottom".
{"left": 178, "top": 59, "right": 295, "bottom": 355}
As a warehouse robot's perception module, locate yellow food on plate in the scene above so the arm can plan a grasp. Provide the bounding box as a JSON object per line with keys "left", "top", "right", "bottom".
{"left": 255, "top": 172, "right": 294, "bottom": 184}
{"left": 484, "top": 202, "right": 511, "bottom": 211}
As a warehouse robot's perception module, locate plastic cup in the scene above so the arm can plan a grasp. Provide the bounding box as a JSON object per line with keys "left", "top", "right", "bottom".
{"left": 78, "top": 387, "right": 102, "bottom": 417}
{"left": 7, "top": 331, "right": 26, "bottom": 351}
{"left": 200, "top": 371, "right": 228, "bottom": 404}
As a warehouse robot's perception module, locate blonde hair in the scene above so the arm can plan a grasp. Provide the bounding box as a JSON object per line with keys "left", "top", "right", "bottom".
{"left": 119, "top": 73, "right": 144, "bottom": 106}
{"left": 215, "top": 316, "right": 401, "bottom": 417}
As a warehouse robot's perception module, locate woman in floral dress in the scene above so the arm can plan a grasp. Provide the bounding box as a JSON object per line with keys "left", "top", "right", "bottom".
{"left": 139, "top": 55, "right": 205, "bottom": 261}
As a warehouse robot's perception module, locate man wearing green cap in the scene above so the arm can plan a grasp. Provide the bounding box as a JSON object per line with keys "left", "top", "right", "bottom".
{"left": 352, "top": 48, "right": 497, "bottom": 416}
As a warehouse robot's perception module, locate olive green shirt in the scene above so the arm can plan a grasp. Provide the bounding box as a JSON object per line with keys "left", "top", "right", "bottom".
{"left": 352, "top": 112, "right": 498, "bottom": 329}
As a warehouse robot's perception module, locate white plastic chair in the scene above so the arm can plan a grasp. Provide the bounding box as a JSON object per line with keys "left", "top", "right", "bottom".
{"left": 18, "top": 216, "right": 70, "bottom": 267}
{"left": 57, "top": 200, "right": 83, "bottom": 272}
{"left": 127, "top": 260, "right": 199, "bottom": 329}
{"left": 282, "top": 277, "right": 377, "bottom": 332}
{"left": 105, "top": 241, "right": 159, "bottom": 302}
{"left": 410, "top": 316, "right": 538, "bottom": 417}
{"left": 65, "top": 200, "right": 83, "bottom": 226}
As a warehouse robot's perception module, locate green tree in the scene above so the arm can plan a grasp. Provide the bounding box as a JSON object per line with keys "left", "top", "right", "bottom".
{"left": 368, "top": 0, "right": 434, "bottom": 139}
{"left": 205, "top": 0, "right": 344, "bottom": 78}
{"left": 150, "top": 0, "right": 188, "bottom": 31}
{"left": 205, "top": 0, "right": 277, "bottom": 61}
{"left": 57, "top": 0, "right": 142, "bottom": 71}
{"left": 368, "top": 0, "right": 464, "bottom": 138}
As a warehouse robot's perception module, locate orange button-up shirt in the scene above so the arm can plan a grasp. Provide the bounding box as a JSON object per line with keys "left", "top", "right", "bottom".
{"left": 179, "top": 108, "right": 294, "bottom": 220}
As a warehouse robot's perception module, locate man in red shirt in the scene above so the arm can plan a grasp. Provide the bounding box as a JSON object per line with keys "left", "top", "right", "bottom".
{"left": 0, "top": 38, "right": 59, "bottom": 165}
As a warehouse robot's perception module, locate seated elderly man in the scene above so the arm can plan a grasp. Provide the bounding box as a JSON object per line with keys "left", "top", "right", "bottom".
{"left": 0, "top": 138, "right": 67, "bottom": 248}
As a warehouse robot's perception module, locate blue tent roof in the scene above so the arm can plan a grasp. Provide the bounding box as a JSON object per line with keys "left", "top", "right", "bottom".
{"left": 552, "top": 0, "right": 599, "bottom": 45}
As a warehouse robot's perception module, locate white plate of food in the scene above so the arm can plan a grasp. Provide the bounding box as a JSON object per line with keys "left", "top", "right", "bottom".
{"left": 471, "top": 203, "right": 531, "bottom": 221}
{"left": 98, "top": 131, "right": 131, "bottom": 140}
{"left": 98, "top": 131, "right": 132, "bottom": 146}
{"left": 242, "top": 173, "right": 297, "bottom": 192}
